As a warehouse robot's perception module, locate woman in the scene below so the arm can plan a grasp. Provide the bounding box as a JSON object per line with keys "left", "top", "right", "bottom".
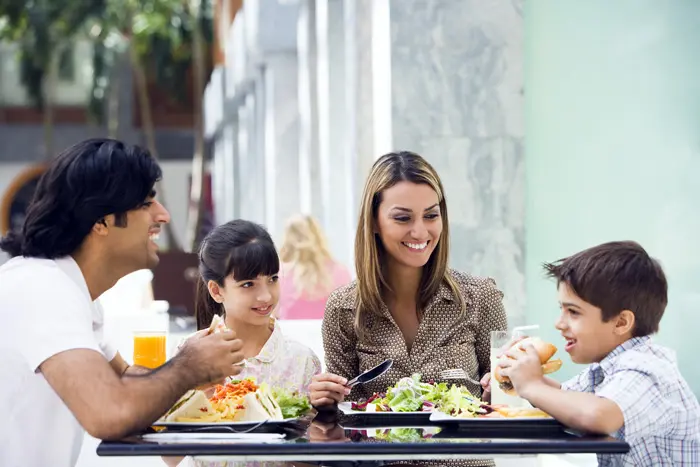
{"left": 310, "top": 151, "right": 508, "bottom": 407}
{"left": 277, "top": 214, "right": 351, "bottom": 320}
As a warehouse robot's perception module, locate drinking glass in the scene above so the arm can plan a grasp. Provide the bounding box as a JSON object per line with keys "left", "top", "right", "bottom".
{"left": 133, "top": 331, "right": 167, "bottom": 369}
{"left": 490, "top": 330, "right": 526, "bottom": 407}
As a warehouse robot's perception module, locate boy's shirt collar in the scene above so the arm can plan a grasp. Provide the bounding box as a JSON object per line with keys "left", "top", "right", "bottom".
{"left": 592, "top": 335, "right": 651, "bottom": 378}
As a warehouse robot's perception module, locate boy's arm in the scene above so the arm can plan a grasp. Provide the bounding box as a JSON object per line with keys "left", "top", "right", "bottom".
{"left": 522, "top": 368, "right": 670, "bottom": 437}
{"left": 542, "top": 376, "right": 561, "bottom": 389}
{"left": 519, "top": 381, "right": 624, "bottom": 434}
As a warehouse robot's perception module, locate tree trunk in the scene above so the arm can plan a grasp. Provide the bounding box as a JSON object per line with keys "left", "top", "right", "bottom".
{"left": 107, "top": 54, "right": 121, "bottom": 139}
{"left": 42, "top": 52, "right": 58, "bottom": 160}
{"left": 130, "top": 42, "right": 182, "bottom": 251}
{"left": 185, "top": 0, "right": 208, "bottom": 253}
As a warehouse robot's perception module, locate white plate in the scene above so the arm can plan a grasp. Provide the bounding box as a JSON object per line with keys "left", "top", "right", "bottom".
{"left": 429, "top": 410, "right": 559, "bottom": 423}
{"left": 338, "top": 402, "right": 431, "bottom": 416}
{"left": 152, "top": 418, "right": 299, "bottom": 428}
{"left": 141, "top": 433, "right": 285, "bottom": 444}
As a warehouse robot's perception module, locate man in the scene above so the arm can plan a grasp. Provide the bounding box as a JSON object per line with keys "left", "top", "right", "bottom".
{"left": 0, "top": 139, "right": 245, "bottom": 467}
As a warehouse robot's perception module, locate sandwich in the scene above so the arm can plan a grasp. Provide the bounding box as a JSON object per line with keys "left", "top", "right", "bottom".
{"left": 208, "top": 315, "right": 246, "bottom": 369}
{"left": 208, "top": 314, "right": 228, "bottom": 334}
{"left": 236, "top": 384, "right": 284, "bottom": 422}
{"left": 493, "top": 337, "right": 562, "bottom": 397}
{"left": 163, "top": 390, "right": 216, "bottom": 422}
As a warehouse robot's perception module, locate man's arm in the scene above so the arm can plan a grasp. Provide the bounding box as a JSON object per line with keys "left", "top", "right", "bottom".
{"left": 109, "top": 352, "right": 152, "bottom": 376}
{"left": 40, "top": 331, "right": 244, "bottom": 440}
{"left": 519, "top": 381, "right": 624, "bottom": 434}
{"left": 41, "top": 349, "right": 197, "bottom": 440}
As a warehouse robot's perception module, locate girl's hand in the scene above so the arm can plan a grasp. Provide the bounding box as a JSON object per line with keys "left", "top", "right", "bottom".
{"left": 309, "top": 373, "right": 351, "bottom": 407}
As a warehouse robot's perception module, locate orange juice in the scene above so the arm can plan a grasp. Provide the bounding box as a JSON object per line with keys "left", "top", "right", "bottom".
{"left": 133, "top": 332, "right": 167, "bottom": 369}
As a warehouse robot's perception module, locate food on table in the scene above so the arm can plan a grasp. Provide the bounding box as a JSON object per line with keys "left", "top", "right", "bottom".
{"left": 372, "top": 427, "right": 438, "bottom": 442}
{"left": 487, "top": 405, "right": 552, "bottom": 418}
{"left": 349, "top": 373, "right": 490, "bottom": 418}
{"left": 493, "top": 337, "right": 562, "bottom": 397}
{"left": 273, "top": 387, "right": 312, "bottom": 419}
{"left": 208, "top": 314, "right": 228, "bottom": 334}
{"left": 163, "top": 389, "right": 215, "bottom": 422}
{"left": 160, "top": 378, "right": 312, "bottom": 423}
{"left": 348, "top": 373, "right": 554, "bottom": 419}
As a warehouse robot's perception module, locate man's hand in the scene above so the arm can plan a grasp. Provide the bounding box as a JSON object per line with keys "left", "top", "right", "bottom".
{"left": 496, "top": 341, "right": 545, "bottom": 399}
{"left": 174, "top": 329, "right": 245, "bottom": 387}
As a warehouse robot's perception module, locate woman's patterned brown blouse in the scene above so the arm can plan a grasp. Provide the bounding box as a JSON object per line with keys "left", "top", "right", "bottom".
{"left": 321, "top": 269, "right": 508, "bottom": 401}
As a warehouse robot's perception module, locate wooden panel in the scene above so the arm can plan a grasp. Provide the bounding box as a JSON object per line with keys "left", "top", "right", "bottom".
{"left": 213, "top": 0, "right": 244, "bottom": 66}
{"left": 0, "top": 106, "right": 88, "bottom": 124}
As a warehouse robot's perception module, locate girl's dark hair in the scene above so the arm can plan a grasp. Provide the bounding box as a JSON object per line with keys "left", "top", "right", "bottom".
{"left": 195, "top": 219, "right": 280, "bottom": 330}
{"left": 0, "top": 138, "right": 162, "bottom": 259}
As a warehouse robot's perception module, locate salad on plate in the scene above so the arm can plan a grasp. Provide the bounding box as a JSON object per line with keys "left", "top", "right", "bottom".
{"left": 347, "top": 373, "right": 493, "bottom": 418}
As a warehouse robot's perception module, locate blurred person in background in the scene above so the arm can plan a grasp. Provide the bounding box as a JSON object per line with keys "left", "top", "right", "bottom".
{"left": 277, "top": 215, "right": 351, "bottom": 320}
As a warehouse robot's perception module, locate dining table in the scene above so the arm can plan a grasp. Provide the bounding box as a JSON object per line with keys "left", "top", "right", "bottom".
{"left": 96, "top": 410, "right": 629, "bottom": 466}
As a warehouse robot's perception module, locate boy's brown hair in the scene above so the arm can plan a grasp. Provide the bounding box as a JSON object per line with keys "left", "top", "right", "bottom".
{"left": 543, "top": 241, "right": 667, "bottom": 337}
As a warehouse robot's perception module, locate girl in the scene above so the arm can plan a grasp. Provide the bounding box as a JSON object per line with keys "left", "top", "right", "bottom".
{"left": 193, "top": 219, "right": 321, "bottom": 394}
{"left": 169, "top": 219, "right": 320, "bottom": 467}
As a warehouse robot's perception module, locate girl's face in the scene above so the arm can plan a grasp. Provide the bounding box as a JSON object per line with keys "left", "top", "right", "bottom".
{"left": 375, "top": 181, "right": 443, "bottom": 270}
{"left": 208, "top": 273, "right": 280, "bottom": 327}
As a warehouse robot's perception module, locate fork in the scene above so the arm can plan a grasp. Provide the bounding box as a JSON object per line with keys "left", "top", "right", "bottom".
{"left": 163, "top": 420, "right": 267, "bottom": 434}
{"left": 440, "top": 368, "right": 481, "bottom": 386}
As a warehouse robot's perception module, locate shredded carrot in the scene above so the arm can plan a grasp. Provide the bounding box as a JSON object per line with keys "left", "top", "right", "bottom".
{"left": 210, "top": 379, "right": 259, "bottom": 402}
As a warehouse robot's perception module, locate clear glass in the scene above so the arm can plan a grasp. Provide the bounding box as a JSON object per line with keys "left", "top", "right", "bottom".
{"left": 490, "top": 330, "right": 526, "bottom": 407}
{"left": 512, "top": 324, "right": 540, "bottom": 340}
{"left": 133, "top": 331, "right": 167, "bottom": 369}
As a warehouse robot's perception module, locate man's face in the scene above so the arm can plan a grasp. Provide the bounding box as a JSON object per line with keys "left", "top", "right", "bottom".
{"left": 106, "top": 195, "right": 171, "bottom": 271}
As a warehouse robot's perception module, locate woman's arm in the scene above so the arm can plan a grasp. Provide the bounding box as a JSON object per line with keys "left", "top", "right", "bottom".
{"left": 310, "top": 290, "right": 358, "bottom": 407}
{"left": 321, "top": 294, "right": 359, "bottom": 383}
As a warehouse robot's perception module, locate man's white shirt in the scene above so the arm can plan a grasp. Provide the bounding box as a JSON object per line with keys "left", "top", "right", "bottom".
{"left": 0, "top": 256, "right": 117, "bottom": 467}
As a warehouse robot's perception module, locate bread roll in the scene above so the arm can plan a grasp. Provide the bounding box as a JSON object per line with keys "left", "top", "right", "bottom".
{"left": 493, "top": 337, "right": 561, "bottom": 397}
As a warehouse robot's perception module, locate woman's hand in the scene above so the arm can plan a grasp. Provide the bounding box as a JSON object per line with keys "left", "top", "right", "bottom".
{"left": 308, "top": 420, "right": 348, "bottom": 443}
{"left": 309, "top": 373, "right": 351, "bottom": 407}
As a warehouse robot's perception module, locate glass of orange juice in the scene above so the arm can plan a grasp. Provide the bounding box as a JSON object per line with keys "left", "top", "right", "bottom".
{"left": 133, "top": 331, "right": 167, "bottom": 369}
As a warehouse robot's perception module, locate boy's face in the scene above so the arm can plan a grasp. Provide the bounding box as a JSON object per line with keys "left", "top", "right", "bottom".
{"left": 554, "top": 282, "right": 628, "bottom": 364}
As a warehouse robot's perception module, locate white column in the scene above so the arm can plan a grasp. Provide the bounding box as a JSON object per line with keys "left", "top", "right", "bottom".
{"left": 223, "top": 118, "right": 238, "bottom": 222}
{"left": 297, "top": 0, "right": 324, "bottom": 223}
{"left": 264, "top": 53, "right": 301, "bottom": 244}
{"left": 388, "top": 0, "right": 525, "bottom": 320}
{"left": 344, "top": 0, "right": 379, "bottom": 211}
{"left": 316, "top": 0, "right": 354, "bottom": 270}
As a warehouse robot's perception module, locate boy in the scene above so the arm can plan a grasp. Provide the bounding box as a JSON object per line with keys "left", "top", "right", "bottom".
{"left": 498, "top": 241, "right": 699, "bottom": 466}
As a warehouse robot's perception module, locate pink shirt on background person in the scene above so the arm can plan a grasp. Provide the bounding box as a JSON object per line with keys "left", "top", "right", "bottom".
{"left": 277, "top": 261, "right": 351, "bottom": 320}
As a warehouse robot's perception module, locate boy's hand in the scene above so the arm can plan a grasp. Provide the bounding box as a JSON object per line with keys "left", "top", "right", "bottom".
{"left": 497, "top": 342, "right": 545, "bottom": 398}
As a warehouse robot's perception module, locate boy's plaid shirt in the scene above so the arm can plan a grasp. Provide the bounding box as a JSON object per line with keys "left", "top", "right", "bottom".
{"left": 562, "top": 336, "right": 700, "bottom": 466}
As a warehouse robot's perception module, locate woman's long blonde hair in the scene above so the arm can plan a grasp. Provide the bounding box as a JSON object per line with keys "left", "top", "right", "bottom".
{"left": 279, "top": 215, "right": 334, "bottom": 299}
{"left": 354, "top": 151, "right": 465, "bottom": 338}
